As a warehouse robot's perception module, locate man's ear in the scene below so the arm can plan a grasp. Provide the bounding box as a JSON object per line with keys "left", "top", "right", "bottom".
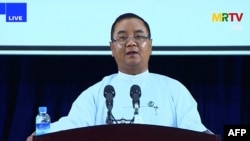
{"left": 109, "top": 42, "right": 114, "bottom": 57}
{"left": 149, "top": 39, "right": 153, "bottom": 54}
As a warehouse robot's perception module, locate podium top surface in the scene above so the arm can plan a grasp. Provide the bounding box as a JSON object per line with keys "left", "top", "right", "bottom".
{"left": 34, "top": 124, "right": 220, "bottom": 141}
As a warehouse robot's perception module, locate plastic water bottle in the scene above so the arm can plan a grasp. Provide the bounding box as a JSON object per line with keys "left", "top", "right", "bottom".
{"left": 35, "top": 106, "right": 51, "bottom": 135}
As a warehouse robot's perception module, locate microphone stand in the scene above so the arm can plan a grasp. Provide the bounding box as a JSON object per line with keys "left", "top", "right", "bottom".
{"left": 134, "top": 103, "right": 139, "bottom": 115}
{"left": 106, "top": 110, "right": 113, "bottom": 124}
{"left": 106, "top": 103, "right": 118, "bottom": 124}
{"left": 106, "top": 103, "right": 115, "bottom": 124}
{"left": 131, "top": 103, "right": 143, "bottom": 124}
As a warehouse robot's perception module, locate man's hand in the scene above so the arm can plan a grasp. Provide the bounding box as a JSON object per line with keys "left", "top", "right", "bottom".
{"left": 26, "top": 132, "right": 35, "bottom": 141}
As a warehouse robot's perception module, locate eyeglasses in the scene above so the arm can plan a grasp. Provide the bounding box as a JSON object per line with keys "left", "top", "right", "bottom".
{"left": 112, "top": 35, "right": 150, "bottom": 44}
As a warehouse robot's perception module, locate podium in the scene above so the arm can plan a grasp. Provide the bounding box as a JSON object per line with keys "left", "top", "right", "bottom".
{"left": 33, "top": 124, "right": 220, "bottom": 141}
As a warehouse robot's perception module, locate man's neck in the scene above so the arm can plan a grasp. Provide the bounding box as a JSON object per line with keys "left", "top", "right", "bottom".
{"left": 119, "top": 68, "right": 148, "bottom": 75}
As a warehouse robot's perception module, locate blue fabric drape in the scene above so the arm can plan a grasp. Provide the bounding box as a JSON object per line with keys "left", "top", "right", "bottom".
{"left": 0, "top": 55, "right": 249, "bottom": 141}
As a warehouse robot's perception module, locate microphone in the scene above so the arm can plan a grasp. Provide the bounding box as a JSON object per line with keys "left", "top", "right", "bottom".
{"left": 104, "top": 85, "right": 115, "bottom": 110}
{"left": 103, "top": 85, "right": 115, "bottom": 124}
{"left": 130, "top": 85, "right": 141, "bottom": 115}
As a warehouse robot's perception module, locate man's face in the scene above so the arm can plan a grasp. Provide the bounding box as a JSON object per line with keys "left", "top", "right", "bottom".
{"left": 110, "top": 18, "right": 152, "bottom": 74}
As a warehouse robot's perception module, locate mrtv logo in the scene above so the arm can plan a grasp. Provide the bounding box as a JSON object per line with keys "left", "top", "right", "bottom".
{"left": 212, "top": 12, "right": 243, "bottom": 30}
{"left": 0, "top": 3, "right": 27, "bottom": 22}
{"left": 212, "top": 13, "right": 243, "bottom": 22}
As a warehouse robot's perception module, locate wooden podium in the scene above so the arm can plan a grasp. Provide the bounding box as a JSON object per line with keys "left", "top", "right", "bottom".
{"left": 33, "top": 124, "right": 220, "bottom": 141}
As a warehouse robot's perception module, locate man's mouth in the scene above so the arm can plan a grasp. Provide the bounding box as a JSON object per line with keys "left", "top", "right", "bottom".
{"left": 126, "top": 50, "right": 138, "bottom": 55}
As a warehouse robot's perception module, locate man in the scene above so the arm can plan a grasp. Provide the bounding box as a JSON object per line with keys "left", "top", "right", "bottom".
{"left": 27, "top": 13, "right": 211, "bottom": 141}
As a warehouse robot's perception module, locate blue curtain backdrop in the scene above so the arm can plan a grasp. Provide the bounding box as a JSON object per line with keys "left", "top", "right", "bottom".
{"left": 0, "top": 55, "right": 249, "bottom": 141}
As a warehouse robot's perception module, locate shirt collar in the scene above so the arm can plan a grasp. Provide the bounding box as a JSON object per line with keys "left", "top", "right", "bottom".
{"left": 117, "top": 70, "right": 149, "bottom": 83}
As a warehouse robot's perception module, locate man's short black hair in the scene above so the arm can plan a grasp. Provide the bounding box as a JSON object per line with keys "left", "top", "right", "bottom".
{"left": 111, "top": 13, "right": 151, "bottom": 41}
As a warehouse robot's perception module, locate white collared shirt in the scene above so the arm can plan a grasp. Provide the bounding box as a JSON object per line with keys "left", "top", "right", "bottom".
{"left": 50, "top": 70, "right": 207, "bottom": 133}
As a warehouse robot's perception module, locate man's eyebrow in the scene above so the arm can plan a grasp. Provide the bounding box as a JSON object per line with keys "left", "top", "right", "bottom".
{"left": 117, "top": 30, "right": 126, "bottom": 35}
{"left": 134, "top": 30, "right": 144, "bottom": 34}
{"left": 116, "top": 29, "right": 145, "bottom": 35}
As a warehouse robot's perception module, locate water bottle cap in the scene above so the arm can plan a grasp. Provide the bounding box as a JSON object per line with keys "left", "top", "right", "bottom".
{"left": 38, "top": 106, "right": 47, "bottom": 113}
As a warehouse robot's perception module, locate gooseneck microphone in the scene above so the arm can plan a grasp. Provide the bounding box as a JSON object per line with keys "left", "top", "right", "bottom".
{"left": 104, "top": 85, "right": 115, "bottom": 124}
{"left": 130, "top": 85, "right": 141, "bottom": 115}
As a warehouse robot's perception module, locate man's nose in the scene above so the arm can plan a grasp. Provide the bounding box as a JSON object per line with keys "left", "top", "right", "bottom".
{"left": 126, "top": 37, "right": 137, "bottom": 46}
